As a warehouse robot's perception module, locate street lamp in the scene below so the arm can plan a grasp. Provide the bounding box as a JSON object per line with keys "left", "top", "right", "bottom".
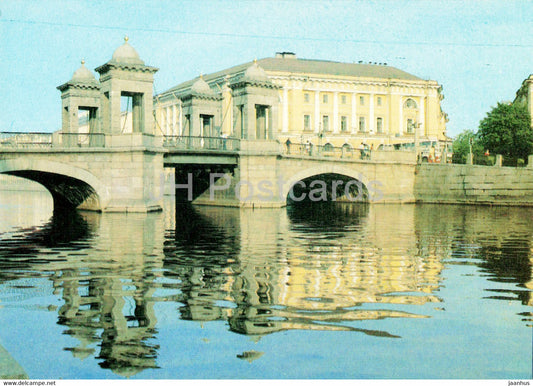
{"left": 412, "top": 121, "right": 421, "bottom": 162}
{"left": 317, "top": 123, "right": 324, "bottom": 155}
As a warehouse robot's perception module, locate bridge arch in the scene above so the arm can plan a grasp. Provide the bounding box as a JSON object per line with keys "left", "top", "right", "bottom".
{"left": 0, "top": 158, "right": 107, "bottom": 211}
{"left": 281, "top": 164, "right": 374, "bottom": 205}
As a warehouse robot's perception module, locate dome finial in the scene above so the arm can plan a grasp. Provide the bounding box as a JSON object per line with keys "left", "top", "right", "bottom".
{"left": 243, "top": 59, "right": 269, "bottom": 83}
{"left": 81, "top": 59, "right": 85, "bottom": 66}
{"left": 111, "top": 36, "right": 144, "bottom": 65}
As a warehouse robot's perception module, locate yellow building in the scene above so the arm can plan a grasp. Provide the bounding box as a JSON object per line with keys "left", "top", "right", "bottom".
{"left": 513, "top": 74, "right": 533, "bottom": 128}
{"left": 154, "top": 52, "right": 448, "bottom": 150}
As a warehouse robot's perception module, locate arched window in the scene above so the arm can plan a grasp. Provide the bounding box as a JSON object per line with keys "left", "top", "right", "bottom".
{"left": 404, "top": 98, "right": 417, "bottom": 109}
{"left": 323, "top": 143, "right": 334, "bottom": 152}
{"left": 342, "top": 143, "right": 353, "bottom": 152}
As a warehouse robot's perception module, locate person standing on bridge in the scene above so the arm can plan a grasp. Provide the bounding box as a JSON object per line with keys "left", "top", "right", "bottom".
{"left": 221, "top": 132, "right": 228, "bottom": 150}
{"left": 285, "top": 138, "right": 292, "bottom": 154}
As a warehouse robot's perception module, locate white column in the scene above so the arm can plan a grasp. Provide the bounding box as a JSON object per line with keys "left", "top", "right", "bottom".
{"left": 369, "top": 93, "right": 375, "bottom": 133}
{"left": 333, "top": 92, "right": 339, "bottom": 133}
{"left": 172, "top": 104, "right": 177, "bottom": 136}
{"left": 399, "top": 97, "right": 403, "bottom": 135}
{"left": 351, "top": 92, "right": 357, "bottom": 133}
{"left": 282, "top": 87, "right": 289, "bottom": 133}
{"left": 418, "top": 97, "right": 425, "bottom": 137}
{"left": 314, "top": 91, "right": 320, "bottom": 133}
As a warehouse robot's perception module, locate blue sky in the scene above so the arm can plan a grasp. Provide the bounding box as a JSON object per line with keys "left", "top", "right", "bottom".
{"left": 1, "top": 0, "right": 532, "bottom": 137}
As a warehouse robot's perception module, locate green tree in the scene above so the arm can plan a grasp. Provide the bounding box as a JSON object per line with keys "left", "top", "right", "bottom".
{"left": 478, "top": 102, "right": 533, "bottom": 164}
{"left": 452, "top": 129, "right": 483, "bottom": 164}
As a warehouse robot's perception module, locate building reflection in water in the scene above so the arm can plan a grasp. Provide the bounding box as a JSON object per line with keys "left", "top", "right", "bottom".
{"left": 54, "top": 212, "right": 164, "bottom": 377}
{"left": 1, "top": 195, "right": 533, "bottom": 377}
{"left": 0, "top": 209, "right": 165, "bottom": 377}
{"left": 164, "top": 202, "right": 445, "bottom": 338}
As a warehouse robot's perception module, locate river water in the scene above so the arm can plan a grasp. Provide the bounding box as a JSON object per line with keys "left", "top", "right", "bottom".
{"left": 0, "top": 190, "right": 531, "bottom": 379}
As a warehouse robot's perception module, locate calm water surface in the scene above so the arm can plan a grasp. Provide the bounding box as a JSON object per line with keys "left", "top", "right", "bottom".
{"left": 0, "top": 190, "right": 531, "bottom": 379}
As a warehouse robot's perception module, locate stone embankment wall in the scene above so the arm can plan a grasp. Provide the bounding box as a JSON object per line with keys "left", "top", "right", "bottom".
{"left": 415, "top": 163, "right": 533, "bottom": 206}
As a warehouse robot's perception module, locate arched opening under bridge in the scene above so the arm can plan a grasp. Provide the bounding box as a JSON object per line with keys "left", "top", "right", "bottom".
{"left": 0, "top": 159, "right": 104, "bottom": 212}
{"left": 284, "top": 171, "right": 374, "bottom": 205}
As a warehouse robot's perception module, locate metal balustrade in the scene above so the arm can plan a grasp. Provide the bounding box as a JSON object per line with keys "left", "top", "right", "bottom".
{"left": 282, "top": 142, "right": 370, "bottom": 160}
{"left": 0, "top": 132, "right": 53, "bottom": 148}
{"left": 1, "top": 132, "right": 384, "bottom": 161}
{"left": 162, "top": 135, "right": 241, "bottom": 151}
{"left": 0, "top": 132, "right": 242, "bottom": 151}
{"left": 0, "top": 132, "right": 107, "bottom": 148}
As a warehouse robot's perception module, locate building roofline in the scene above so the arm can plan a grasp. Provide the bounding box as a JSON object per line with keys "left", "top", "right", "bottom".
{"left": 159, "top": 56, "right": 434, "bottom": 97}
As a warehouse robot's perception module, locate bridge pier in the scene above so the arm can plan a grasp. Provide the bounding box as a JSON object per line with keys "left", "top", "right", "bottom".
{"left": 0, "top": 137, "right": 165, "bottom": 213}
{"left": 193, "top": 141, "right": 285, "bottom": 208}
{"left": 99, "top": 148, "right": 165, "bottom": 213}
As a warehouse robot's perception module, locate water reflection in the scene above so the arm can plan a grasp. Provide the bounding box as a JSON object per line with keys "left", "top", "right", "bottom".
{"left": 414, "top": 205, "right": 533, "bottom": 306}
{"left": 164, "top": 203, "right": 443, "bottom": 339}
{"left": 0, "top": 209, "right": 164, "bottom": 377}
{"left": 0, "top": 193, "right": 532, "bottom": 377}
{"left": 0, "top": 210, "right": 94, "bottom": 282}
{"left": 54, "top": 213, "right": 164, "bottom": 377}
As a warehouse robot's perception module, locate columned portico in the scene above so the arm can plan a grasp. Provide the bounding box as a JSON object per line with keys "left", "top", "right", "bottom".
{"left": 419, "top": 96, "right": 426, "bottom": 136}
{"left": 314, "top": 91, "right": 320, "bottom": 133}
{"left": 282, "top": 87, "right": 289, "bottom": 133}
{"left": 351, "top": 92, "right": 357, "bottom": 133}
{"left": 399, "top": 97, "right": 404, "bottom": 135}
{"left": 333, "top": 92, "right": 339, "bottom": 134}
{"left": 369, "top": 93, "right": 375, "bottom": 134}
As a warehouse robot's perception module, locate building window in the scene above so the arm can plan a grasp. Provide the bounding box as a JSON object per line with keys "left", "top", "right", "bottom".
{"left": 377, "top": 96, "right": 382, "bottom": 106}
{"left": 323, "top": 94, "right": 329, "bottom": 104}
{"left": 322, "top": 115, "right": 330, "bottom": 132}
{"left": 340, "top": 116, "right": 348, "bottom": 132}
{"left": 404, "top": 98, "right": 417, "bottom": 109}
{"left": 323, "top": 143, "right": 334, "bottom": 152}
{"left": 304, "top": 114, "right": 311, "bottom": 131}
{"left": 359, "top": 117, "right": 366, "bottom": 132}
{"left": 376, "top": 117, "right": 383, "bottom": 133}
{"left": 359, "top": 96, "right": 365, "bottom": 106}
{"left": 407, "top": 118, "right": 414, "bottom": 133}
{"left": 341, "top": 95, "right": 347, "bottom": 104}
{"left": 342, "top": 143, "right": 353, "bottom": 152}
{"left": 304, "top": 93, "right": 310, "bottom": 103}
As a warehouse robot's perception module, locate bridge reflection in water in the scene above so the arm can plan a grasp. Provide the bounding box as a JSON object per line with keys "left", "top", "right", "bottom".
{"left": 167, "top": 203, "right": 444, "bottom": 339}
{"left": 0, "top": 195, "right": 532, "bottom": 377}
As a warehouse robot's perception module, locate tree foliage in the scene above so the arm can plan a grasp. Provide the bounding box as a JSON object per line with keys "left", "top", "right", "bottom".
{"left": 452, "top": 129, "right": 483, "bottom": 164}
{"left": 478, "top": 102, "right": 533, "bottom": 163}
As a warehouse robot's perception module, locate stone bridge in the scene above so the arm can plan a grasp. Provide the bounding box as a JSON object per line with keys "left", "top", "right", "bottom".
{"left": 0, "top": 134, "right": 164, "bottom": 212}
{"left": 170, "top": 140, "right": 416, "bottom": 207}
{"left": 0, "top": 134, "right": 417, "bottom": 211}
{"left": 0, "top": 38, "right": 417, "bottom": 212}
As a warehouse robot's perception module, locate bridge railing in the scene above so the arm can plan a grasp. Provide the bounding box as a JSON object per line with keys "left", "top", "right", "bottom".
{"left": 282, "top": 143, "right": 370, "bottom": 160}
{"left": 163, "top": 135, "right": 240, "bottom": 151}
{"left": 0, "top": 132, "right": 53, "bottom": 148}
{"left": 0, "top": 132, "right": 241, "bottom": 151}
{"left": 0, "top": 132, "right": 108, "bottom": 148}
